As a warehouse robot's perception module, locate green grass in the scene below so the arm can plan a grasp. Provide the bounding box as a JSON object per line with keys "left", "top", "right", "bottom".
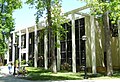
{"left": 23, "top": 67, "right": 83, "bottom": 80}
{"left": 88, "top": 71, "right": 120, "bottom": 80}
{"left": 21, "top": 67, "right": 120, "bottom": 81}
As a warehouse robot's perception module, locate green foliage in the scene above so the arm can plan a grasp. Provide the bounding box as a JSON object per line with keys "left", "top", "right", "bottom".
{"left": 26, "top": 0, "right": 68, "bottom": 48}
{"left": 51, "top": 1, "right": 68, "bottom": 47}
{"left": 0, "top": 0, "right": 22, "bottom": 56}
{"left": 21, "top": 67, "right": 120, "bottom": 80}
{"left": 26, "top": 0, "right": 47, "bottom": 22}
{"left": 81, "top": 0, "right": 120, "bottom": 23}
{"left": 28, "top": 60, "right": 33, "bottom": 67}
{"left": 16, "top": 59, "right": 19, "bottom": 64}
{"left": 21, "top": 59, "right": 26, "bottom": 65}
{"left": 17, "top": 66, "right": 27, "bottom": 75}
{"left": 23, "top": 67, "right": 82, "bottom": 80}
{"left": 61, "top": 62, "right": 71, "bottom": 71}
{"left": 109, "top": 1, "right": 120, "bottom": 23}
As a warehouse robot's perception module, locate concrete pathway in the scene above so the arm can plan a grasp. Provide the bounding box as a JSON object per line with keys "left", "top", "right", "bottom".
{"left": 0, "top": 66, "right": 36, "bottom": 82}
{"left": 1, "top": 66, "right": 120, "bottom": 82}
{"left": 0, "top": 75, "right": 120, "bottom": 82}
{"left": 0, "top": 66, "right": 14, "bottom": 74}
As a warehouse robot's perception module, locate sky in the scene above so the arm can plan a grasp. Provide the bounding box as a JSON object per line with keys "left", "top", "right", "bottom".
{"left": 13, "top": 0, "right": 86, "bottom": 30}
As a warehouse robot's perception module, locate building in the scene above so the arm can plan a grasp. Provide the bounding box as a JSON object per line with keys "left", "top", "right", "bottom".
{"left": 6, "top": 5, "right": 120, "bottom": 73}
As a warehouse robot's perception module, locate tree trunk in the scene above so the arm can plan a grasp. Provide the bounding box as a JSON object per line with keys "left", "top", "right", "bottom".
{"left": 103, "top": 11, "right": 113, "bottom": 76}
{"left": 46, "top": 0, "right": 57, "bottom": 73}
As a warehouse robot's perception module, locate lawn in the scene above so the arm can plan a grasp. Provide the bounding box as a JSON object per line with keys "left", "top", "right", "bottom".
{"left": 24, "top": 67, "right": 83, "bottom": 80}
{"left": 21, "top": 67, "right": 120, "bottom": 81}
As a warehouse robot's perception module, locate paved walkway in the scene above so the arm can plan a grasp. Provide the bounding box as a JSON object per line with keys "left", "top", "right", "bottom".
{"left": 0, "top": 66, "right": 14, "bottom": 74}
{"left": 1, "top": 66, "right": 120, "bottom": 82}
{"left": 0, "top": 66, "right": 36, "bottom": 82}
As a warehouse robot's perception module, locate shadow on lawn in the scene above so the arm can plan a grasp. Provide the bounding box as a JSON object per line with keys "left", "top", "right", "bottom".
{"left": 23, "top": 67, "right": 120, "bottom": 80}
{"left": 82, "top": 70, "right": 120, "bottom": 79}
{"left": 27, "top": 67, "right": 51, "bottom": 73}
{"left": 112, "top": 71, "right": 120, "bottom": 78}
{"left": 24, "top": 74, "right": 82, "bottom": 81}
{"left": 22, "top": 67, "right": 83, "bottom": 80}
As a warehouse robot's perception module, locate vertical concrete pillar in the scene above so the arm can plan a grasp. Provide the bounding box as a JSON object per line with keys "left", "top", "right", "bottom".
{"left": 118, "top": 20, "right": 120, "bottom": 67}
{"left": 85, "top": 16, "right": 92, "bottom": 68}
{"left": 26, "top": 28, "right": 29, "bottom": 64}
{"left": 6, "top": 38, "right": 9, "bottom": 64}
{"left": 71, "top": 14, "right": 76, "bottom": 73}
{"left": 44, "top": 31, "right": 48, "bottom": 69}
{"left": 90, "top": 15, "right": 96, "bottom": 74}
{"left": 19, "top": 30, "right": 22, "bottom": 66}
{"left": 34, "top": 25, "right": 38, "bottom": 67}
{"left": 57, "top": 33, "right": 61, "bottom": 71}
{"left": 12, "top": 32, "right": 15, "bottom": 63}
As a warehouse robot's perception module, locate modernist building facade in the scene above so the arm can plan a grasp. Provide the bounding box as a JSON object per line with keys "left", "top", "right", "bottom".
{"left": 5, "top": 5, "right": 120, "bottom": 73}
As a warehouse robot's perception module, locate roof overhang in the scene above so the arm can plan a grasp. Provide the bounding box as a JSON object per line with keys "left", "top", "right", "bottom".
{"left": 12, "top": 5, "right": 90, "bottom": 34}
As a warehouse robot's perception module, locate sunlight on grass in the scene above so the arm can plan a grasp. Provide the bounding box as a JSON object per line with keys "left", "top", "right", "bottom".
{"left": 25, "top": 67, "right": 83, "bottom": 80}
{"left": 22, "top": 67, "right": 120, "bottom": 81}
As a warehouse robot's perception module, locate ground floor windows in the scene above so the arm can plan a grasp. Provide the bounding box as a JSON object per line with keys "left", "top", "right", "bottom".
{"left": 60, "top": 21, "right": 72, "bottom": 71}
{"left": 60, "top": 18, "right": 85, "bottom": 71}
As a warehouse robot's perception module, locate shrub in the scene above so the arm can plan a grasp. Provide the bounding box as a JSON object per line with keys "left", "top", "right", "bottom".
{"left": 61, "top": 62, "right": 71, "bottom": 71}
{"left": 21, "top": 60, "right": 26, "bottom": 65}
{"left": 28, "top": 60, "right": 33, "bottom": 67}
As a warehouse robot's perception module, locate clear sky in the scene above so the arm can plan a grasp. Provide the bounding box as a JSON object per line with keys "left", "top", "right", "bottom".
{"left": 13, "top": 0, "right": 86, "bottom": 30}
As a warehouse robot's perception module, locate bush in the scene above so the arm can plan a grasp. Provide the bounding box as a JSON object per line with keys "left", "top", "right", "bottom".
{"left": 17, "top": 67, "right": 27, "bottom": 76}
{"left": 21, "top": 60, "right": 26, "bottom": 65}
{"left": 28, "top": 60, "right": 33, "bottom": 67}
{"left": 61, "top": 62, "right": 71, "bottom": 71}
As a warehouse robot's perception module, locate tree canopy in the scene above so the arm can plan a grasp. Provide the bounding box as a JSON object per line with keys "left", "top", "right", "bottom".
{"left": 0, "top": 0, "right": 22, "bottom": 56}
{"left": 26, "top": 0, "right": 68, "bottom": 50}
{"left": 82, "top": 0, "right": 120, "bottom": 23}
{"left": 26, "top": 0, "right": 67, "bottom": 72}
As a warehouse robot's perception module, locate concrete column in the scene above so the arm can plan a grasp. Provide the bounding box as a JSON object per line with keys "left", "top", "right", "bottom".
{"left": 71, "top": 14, "right": 76, "bottom": 73}
{"left": 26, "top": 28, "right": 29, "bottom": 64}
{"left": 44, "top": 32, "right": 48, "bottom": 69}
{"left": 19, "top": 30, "right": 22, "bottom": 66}
{"left": 90, "top": 15, "right": 96, "bottom": 74}
{"left": 57, "top": 33, "right": 61, "bottom": 71}
{"left": 118, "top": 20, "right": 120, "bottom": 67}
{"left": 34, "top": 25, "right": 38, "bottom": 67}
{"left": 12, "top": 32, "right": 15, "bottom": 63}
{"left": 6, "top": 38, "right": 9, "bottom": 64}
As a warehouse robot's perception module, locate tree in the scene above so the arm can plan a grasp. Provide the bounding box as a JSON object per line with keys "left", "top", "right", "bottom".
{"left": 81, "top": 0, "right": 120, "bottom": 76}
{"left": 26, "top": 0, "right": 67, "bottom": 73}
{"left": 0, "top": 0, "right": 22, "bottom": 64}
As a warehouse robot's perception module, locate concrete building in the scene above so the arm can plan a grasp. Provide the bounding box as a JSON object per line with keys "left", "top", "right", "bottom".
{"left": 6, "top": 5, "right": 120, "bottom": 73}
